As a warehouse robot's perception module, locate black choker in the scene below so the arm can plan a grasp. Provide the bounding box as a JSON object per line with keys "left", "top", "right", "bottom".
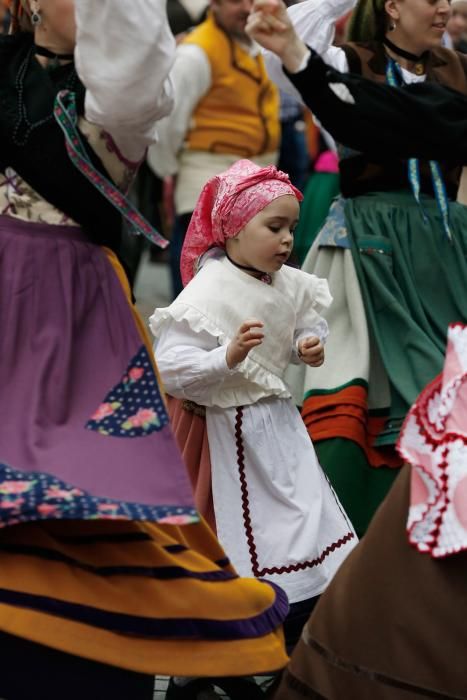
{"left": 34, "top": 44, "right": 74, "bottom": 62}
{"left": 383, "top": 37, "right": 427, "bottom": 64}
{"left": 225, "top": 252, "right": 272, "bottom": 284}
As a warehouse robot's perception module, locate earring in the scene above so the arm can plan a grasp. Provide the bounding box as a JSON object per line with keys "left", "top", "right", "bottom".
{"left": 389, "top": 21, "right": 396, "bottom": 31}
{"left": 30, "top": 2, "right": 42, "bottom": 26}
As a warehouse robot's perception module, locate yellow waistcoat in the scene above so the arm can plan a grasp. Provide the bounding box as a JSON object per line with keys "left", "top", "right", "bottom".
{"left": 183, "top": 14, "right": 280, "bottom": 157}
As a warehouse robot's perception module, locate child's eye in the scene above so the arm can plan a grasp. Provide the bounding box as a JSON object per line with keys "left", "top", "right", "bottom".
{"left": 269, "top": 225, "right": 281, "bottom": 233}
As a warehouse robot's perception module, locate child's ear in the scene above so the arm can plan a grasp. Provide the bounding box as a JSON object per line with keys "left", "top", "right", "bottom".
{"left": 232, "top": 227, "right": 246, "bottom": 242}
{"left": 226, "top": 231, "right": 243, "bottom": 252}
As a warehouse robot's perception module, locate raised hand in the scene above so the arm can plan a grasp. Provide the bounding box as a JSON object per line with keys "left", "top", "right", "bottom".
{"left": 226, "top": 319, "right": 264, "bottom": 369}
{"left": 298, "top": 336, "right": 325, "bottom": 367}
{"left": 246, "top": 0, "right": 308, "bottom": 72}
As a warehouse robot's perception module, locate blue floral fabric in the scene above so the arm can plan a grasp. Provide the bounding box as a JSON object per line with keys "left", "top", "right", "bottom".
{"left": 86, "top": 345, "right": 169, "bottom": 438}
{"left": 316, "top": 197, "right": 351, "bottom": 249}
{"left": 0, "top": 463, "right": 198, "bottom": 527}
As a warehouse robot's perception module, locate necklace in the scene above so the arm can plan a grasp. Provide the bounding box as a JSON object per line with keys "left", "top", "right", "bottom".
{"left": 225, "top": 252, "right": 272, "bottom": 285}
{"left": 34, "top": 44, "right": 74, "bottom": 63}
{"left": 13, "top": 46, "right": 78, "bottom": 147}
{"left": 383, "top": 37, "right": 427, "bottom": 75}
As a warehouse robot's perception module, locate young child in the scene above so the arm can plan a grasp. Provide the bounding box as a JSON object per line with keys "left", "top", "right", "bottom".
{"left": 150, "top": 160, "right": 356, "bottom": 650}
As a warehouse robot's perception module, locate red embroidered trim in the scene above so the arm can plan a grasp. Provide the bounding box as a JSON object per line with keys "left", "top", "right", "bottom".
{"left": 234, "top": 407, "right": 355, "bottom": 577}
{"left": 100, "top": 130, "right": 143, "bottom": 171}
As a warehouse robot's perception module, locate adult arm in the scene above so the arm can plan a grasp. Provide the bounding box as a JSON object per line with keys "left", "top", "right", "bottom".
{"left": 285, "top": 50, "right": 467, "bottom": 164}
{"left": 146, "top": 44, "right": 211, "bottom": 178}
{"left": 74, "top": 0, "right": 176, "bottom": 163}
{"left": 247, "top": 0, "right": 355, "bottom": 98}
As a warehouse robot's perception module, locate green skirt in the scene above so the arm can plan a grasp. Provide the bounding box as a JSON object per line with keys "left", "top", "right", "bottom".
{"left": 345, "top": 191, "right": 467, "bottom": 445}
{"left": 301, "top": 191, "right": 467, "bottom": 536}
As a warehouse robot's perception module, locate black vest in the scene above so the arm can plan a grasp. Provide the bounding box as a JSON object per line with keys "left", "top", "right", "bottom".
{"left": 339, "top": 42, "right": 467, "bottom": 199}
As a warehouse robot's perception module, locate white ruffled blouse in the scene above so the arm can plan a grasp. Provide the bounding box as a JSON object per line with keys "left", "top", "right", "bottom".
{"left": 151, "top": 251, "right": 331, "bottom": 408}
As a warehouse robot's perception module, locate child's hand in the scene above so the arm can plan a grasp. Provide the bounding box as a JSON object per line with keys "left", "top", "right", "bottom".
{"left": 226, "top": 319, "right": 264, "bottom": 369}
{"left": 298, "top": 336, "right": 324, "bottom": 367}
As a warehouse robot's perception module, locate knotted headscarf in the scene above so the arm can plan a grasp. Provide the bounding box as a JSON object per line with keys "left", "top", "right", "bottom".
{"left": 347, "top": 0, "right": 386, "bottom": 42}
{"left": 180, "top": 159, "right": 302, "bottom": 287}
{"left": 398, "top": 324, "right": 467, "bottom": 558}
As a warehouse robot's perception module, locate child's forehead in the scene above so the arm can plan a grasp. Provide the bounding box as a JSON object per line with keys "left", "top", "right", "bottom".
{"left": 257, "top": 195, "right": 300, "bottom": 218}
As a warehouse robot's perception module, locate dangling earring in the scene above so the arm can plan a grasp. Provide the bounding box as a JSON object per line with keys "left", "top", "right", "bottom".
{"left": 389, "top": 21, "right": 396, "bottom": 31}
{"left": 30, "top": 2, "right": 42, "bottom": 26}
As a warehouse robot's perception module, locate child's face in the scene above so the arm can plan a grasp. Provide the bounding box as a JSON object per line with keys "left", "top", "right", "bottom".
{"left": 226, "top": 195, "right": 299, "bottom": 274}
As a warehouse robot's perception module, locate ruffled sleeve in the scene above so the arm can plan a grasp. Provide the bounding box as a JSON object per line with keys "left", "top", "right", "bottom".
{"left": 295, "top": 272, "right": 332, "bottom": 339}
{"left": 152, "top": 318, "right": 240, "bottom": 407}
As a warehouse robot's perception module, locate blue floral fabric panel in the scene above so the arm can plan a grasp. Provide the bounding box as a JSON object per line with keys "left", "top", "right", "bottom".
{"left": 0, "top": 463, "right": 198, "bottom": 527}
{"left": 86, "top": 345, "right": 169, "bottom": 438}
{"left": 316, "top": 197, "right": 351, "bottom": 249}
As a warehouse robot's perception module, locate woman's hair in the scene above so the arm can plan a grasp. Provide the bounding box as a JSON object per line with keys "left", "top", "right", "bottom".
{"left": 347, "top": 0, "right": 388, "bottom": 42}
{"left": 8, "top": 0, "right": 33, "bottom": 33}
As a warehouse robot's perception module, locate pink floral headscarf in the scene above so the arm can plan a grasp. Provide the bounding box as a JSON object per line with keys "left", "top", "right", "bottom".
{"left": 398, "top": 324, "right": 467, "bottom": 558}
{"left": 180, "top": 159, "right": 303, "bottom": 287}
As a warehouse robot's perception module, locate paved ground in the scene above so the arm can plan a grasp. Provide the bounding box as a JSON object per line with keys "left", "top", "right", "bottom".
{"left": 154, "top": 677, "right": 232, "bottom": 699}
{"left": 134, "top": 253, "right": 172, "bottom": 322}
{"left": 154, "top": 676, "right": 275, "bottom": 699}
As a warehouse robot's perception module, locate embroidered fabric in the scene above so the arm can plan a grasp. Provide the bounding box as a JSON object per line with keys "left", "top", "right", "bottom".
{"left": 53, "top": 90, "right": 168, "bottom": 249}
{"left": 180, "top": 159, "right": 302, "bottom": 286}
{"left": 0, "top": 116, "right": 137, "bottom": 226}
{"left": 398, "top": 324, "right": 467, "bottom": 557}
{"left": 315, "top": 197, "right": 351, "bottom": 249}
{"left": 386, "top": 59, "right": 452, "bottom": 241}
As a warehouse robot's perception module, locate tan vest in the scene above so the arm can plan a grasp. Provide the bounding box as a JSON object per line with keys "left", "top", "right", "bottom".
{"left": 183, "top": 13, "right": 280, "bottom": 157}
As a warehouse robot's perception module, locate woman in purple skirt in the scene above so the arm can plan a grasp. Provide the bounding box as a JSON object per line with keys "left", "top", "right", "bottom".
{"left": 0, "top": 2, "right": 288, "bottom": 698}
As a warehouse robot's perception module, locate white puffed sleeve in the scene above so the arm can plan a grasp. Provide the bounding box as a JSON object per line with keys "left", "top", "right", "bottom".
{"left": 263, "top": 0, "right": 356, "bottom": 98}
{"left": 74, "top": 0, "right": 176, "bottom": 163}
{"left": 154, "top": 319, "right": 239, "bottom": 406}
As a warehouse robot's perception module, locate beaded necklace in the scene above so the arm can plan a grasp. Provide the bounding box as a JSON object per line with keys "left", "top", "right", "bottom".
{"left": 386, "top": 58, "right": 452, "bottom": 241}
{"left": 13, "top": 45, "right": 78, "bottom": 147}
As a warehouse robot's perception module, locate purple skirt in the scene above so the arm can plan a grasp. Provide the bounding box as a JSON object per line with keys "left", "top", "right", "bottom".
{"left": 0, "top": 215, "right": 196, "bottom": 527}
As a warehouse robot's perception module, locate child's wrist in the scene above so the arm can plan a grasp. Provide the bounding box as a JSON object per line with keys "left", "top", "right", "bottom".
{"left": 226, "top": 345, "right": 239, "bottom": 369}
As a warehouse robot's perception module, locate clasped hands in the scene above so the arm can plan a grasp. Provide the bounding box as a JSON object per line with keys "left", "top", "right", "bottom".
{"left": 226, "top": 319, "right": 324, "bottom": 369}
